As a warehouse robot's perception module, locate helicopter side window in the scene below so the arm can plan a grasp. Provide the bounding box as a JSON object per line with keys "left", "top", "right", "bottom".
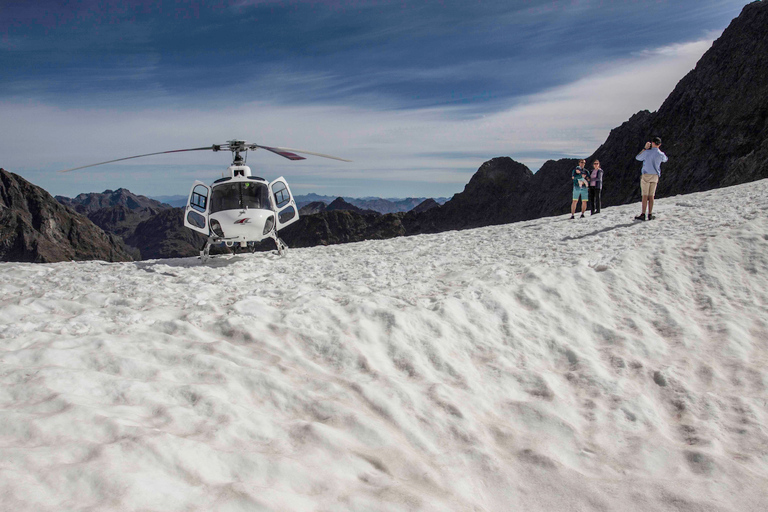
{"left": 272, "top": 182, "right": 291, "bottom": 208}
{"left": 279, "top": 206, "right": 296, "bottom": 224}
{"left": 190, "top": 185, "right": 208, "bottom": 213}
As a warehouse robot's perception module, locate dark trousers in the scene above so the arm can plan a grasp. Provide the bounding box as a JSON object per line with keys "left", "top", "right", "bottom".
{"left": 588, "top": 186, "right": 601, "bottom": 214}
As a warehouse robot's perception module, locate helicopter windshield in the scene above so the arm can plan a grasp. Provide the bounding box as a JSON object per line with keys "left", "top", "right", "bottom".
{"left": 210, "top": 182, "right": 269, "bottom": 213}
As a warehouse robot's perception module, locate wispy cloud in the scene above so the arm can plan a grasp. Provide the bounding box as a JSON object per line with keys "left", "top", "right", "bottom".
{"left": 2, "top": 33, "right": 715, "bottom": 199}
{"left": 0, "top": 1, "right": 746, "bottom": 198}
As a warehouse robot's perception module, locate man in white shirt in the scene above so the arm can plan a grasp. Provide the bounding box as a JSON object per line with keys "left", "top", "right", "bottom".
{"left": 634, "top": 136, "right": 668, "bottom": 221}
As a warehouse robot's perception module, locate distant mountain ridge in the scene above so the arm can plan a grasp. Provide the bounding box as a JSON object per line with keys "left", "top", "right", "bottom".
{"left": 57, "top": 188, "right": 170, "bottom": 213}
{"left": 295, "top": 194, "right": 449, "bottom": 214}
{"left": 149, "top": 193, "right": 450, "bottom": 214}
{"left": 0, "top": 169, "right": 133, "bottom": 263}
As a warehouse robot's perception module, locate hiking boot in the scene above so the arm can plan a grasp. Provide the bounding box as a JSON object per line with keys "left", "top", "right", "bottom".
{"left": 647, "top": 213, "right": 654, "bottom": 220}
{"left": 634, "top": 213, "right": 646, "bottom": 221}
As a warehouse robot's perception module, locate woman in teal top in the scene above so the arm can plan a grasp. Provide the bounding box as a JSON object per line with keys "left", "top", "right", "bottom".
{"left": 570, "top": 159, "right": 589, "bottom": 219}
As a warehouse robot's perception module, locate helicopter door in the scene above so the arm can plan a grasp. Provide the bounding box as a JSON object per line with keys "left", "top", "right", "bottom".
{"left": 269, "top": 177, "right": 300, "bottom": 230}
{"left": 184, "top": 181, "right": 211, "bottom": 235}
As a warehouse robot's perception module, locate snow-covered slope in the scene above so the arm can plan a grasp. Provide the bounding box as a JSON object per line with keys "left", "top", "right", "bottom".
{"left": 1, "top": 180, "right": 767, "bottom": 512}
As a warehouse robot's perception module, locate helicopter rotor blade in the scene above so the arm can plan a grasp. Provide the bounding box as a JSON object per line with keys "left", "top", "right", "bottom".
{"left": 255, "top": 145, "right": 352, "bottom": 162}
{"left": 258, "top": 146, "right": 307, "bottom": 161}
{"left": 58, "top": 146, "right": 217, "bottom": 173}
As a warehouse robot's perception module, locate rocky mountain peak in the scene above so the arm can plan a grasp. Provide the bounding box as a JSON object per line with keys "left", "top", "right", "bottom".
{"left": 326, "top": 197, "right": 380, "bottom": 215}
{"left": 0, "top": 168, "right": 133, "bottom": 263}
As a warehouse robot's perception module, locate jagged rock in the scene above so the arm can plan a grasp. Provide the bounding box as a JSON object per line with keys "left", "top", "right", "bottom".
{"left": 0, "top": 169, "right": 133, "bottom": 263}
{"left": 125, "top": 208, "right": 209, "bottom": 260}
{"left": 87, "top": 205, "right": 164, "bottom": 240}
{"left": 410, "top": 198, "right": 440, "bottom": 214}
{"left": 299, "top": 201, "right": 327, "bottom": 216}
{"left": 403, "top": 157, "right": 533, "bottom": 233}
{"left": 56, "top": 188, "right": 170, "bottom": 213}
{"left": 295, "top": 194, "right": 448, "bottom": 213}
{"left": 325, "top": 197, "right": 380, "bottom": 216}
{"left": 281, "top": 210, "right": 404, "bottom": 248}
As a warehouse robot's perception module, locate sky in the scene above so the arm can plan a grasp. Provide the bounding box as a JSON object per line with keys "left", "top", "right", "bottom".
{"left": 0, "top": 0, "right": 750, "bottom": 199}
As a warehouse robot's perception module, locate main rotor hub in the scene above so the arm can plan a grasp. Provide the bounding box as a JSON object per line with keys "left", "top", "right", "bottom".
{"left": 226, "top": 140, "right": 255, "bottom": 165}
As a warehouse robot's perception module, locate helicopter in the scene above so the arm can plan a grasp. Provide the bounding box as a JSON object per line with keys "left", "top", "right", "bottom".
{"left": 60, "top": 140, "right": 350, "bottom": 262}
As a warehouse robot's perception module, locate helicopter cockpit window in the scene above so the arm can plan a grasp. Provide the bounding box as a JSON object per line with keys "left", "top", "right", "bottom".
{"left": 210, "top": 182, "right": 269, "bottom": 213}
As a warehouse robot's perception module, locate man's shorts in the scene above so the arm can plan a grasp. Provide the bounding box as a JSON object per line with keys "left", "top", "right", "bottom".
{"left": 641, "top": 173, "right": 659, "bottom": 197}
{"left": 572, "top": 187, "right": 587, "bottom": 201}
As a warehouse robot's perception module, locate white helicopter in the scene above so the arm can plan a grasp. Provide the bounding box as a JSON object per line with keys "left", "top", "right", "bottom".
{"left": 60, "top": 140, "right": 350, "bottom": 262}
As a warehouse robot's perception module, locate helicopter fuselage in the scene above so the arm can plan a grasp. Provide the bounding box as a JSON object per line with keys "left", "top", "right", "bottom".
{"left": 183, "top": 164, "right": 300, "bottom": 253}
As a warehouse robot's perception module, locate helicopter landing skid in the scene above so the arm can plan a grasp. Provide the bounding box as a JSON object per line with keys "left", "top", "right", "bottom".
{"left": 199, "top": 235, "right": 287, "bottom": 263}
{"left": 271, "top": 233, "right": 288, "bottom": 256}
{"left": 200, "top": 238, "right": 214, "bottom": 264}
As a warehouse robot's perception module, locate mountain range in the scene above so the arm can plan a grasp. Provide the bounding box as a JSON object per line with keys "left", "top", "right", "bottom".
{"left": 1, "top": 1, "right": 766, "bottom": 262}
{"left": 152, "top": 193, "right": 449, "bottom": 213}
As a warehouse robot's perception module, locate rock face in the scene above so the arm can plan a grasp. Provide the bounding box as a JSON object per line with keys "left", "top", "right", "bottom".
{"left": 410, "top": 198, "right": 440, "bottom": 214}
{"left": 280, "top": 210, "right": 404, "bottom": 248}
{"left": 295, "top": 194, "right": 448, "bottom": 213}
{"left": 299, "top": 201, "right": 327, "bottom": 216}
{"left": 56, "top": 188, "right": 171, "bottom": 213}
{"left": 403, "top": 157, "right": 534, "bottom": 233}
{"left": 325, "top": 197, "right": 380, "bottom": 216}
{"left": 0, "top": 169, "right": 134, "bottom": 263}
{"left": 125, "top": 208, "right": 209, "bottom": 260}
{"left": 55, "top": 189, "right": 202, "bottom": 260}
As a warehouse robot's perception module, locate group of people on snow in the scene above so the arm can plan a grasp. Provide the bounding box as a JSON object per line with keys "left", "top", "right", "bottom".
{"left": 570, "top": 137, "right": 668, "bottom": 220}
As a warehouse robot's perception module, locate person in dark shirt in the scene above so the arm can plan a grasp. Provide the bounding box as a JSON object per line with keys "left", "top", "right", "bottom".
{"left": 570, "top": 159, "right": 589, "bottom": 219}
{"left": 588, "top": 160, "right": 604, "bottom": 215}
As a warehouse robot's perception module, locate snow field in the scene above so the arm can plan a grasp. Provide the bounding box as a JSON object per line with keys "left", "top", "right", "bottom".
{"left": 1, "top": 180, "right": 767, "bottom": 511}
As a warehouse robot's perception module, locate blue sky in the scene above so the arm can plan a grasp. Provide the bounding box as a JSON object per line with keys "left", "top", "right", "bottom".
{"left": 0, "top": 0, "right": 749, "bottom": 199}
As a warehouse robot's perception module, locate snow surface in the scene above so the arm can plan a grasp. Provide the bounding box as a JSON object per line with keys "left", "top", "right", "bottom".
{"left": 1, "top": 180, "right": 768, "bottom": 512}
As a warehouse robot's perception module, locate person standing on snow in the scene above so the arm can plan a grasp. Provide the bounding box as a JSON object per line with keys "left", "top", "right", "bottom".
{"left": 588, "top": 160, "right": 603, "bottom": 215}
{"left": 570, "top": 159, "right": 589, "bottom": 219}
{"left": 634, "top": 137, "right": 668, "bottom": 221}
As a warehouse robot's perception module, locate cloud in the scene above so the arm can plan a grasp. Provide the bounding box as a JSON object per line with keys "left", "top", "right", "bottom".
{"left": 1, "top": 35, "right": 715, "bottom": 198}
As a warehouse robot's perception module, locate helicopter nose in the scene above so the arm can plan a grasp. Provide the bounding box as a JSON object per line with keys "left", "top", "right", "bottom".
{"left": 210, "top": 210, "right": 270, "bottom": 240}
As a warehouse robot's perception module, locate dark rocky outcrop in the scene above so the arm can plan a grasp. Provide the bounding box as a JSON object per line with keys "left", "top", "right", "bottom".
{"left": 410, "top": 198, "right": 440, "bottom": 214}
{"left": 403, "top": 157, "right": 534, "bottom": 233}
{"left": 56, "top": 188, "right": 171, "bottom": 213}
{"left": 280, "top": 210, "right": 405, "bottom": 248}
{"left": 0, "top": 169, "right": 134, "bottom": 263}
{"left": 87, "top": 205, "right": 166, "bottom": 240}
{"left": 325, "top": 197, "right": 381, "bottom": 216}
{"left": 299, "top": 201, "right": 327, "bottom": 216}
{"left": 125, "top": 208, "right": 209, "bottom": 260}
{"left": 55, "top": 188, "right": 200, "bottom": 260}
{"left": 295, "top": 194, "right": 448, "bottom": 213}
